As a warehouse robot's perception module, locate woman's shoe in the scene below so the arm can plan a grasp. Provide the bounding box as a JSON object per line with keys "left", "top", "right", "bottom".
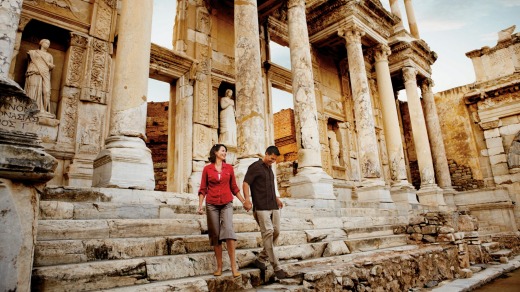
{"left": 232, "top": 271, "right": 241, "bottom": 277}
{"left": 213, "top": 270, "right": 222, "bottom": 276}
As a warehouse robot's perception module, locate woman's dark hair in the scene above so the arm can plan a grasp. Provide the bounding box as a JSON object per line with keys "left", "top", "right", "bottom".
{"left": 208, "top": 144, "right": 227, "bottom": 163}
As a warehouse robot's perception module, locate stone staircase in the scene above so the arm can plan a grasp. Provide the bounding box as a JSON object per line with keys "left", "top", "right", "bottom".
{"left": 32, "top": 186, "right": 412, "bottom": 291}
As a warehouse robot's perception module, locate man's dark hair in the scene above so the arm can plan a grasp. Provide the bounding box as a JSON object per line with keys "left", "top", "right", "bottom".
{"left": 209, "top": 144, "right": 227, "bottom": 163}
{"left": 265, "top": 145, "right": 280, "bottom": 156}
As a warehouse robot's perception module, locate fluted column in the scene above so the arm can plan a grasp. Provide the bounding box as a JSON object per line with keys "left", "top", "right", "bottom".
{"left": 374, "top": 45, "right": 410, "bottom": 186}
{"left": 420, "top": 78, "right": 455, "bottom": 194}
{"left": 404, "top": 0, "right": 420, "bottom": 38}
{"left": 92, "top": 0, "right": 155, "bottom": 190}
{"left": 403, "top": 67, "right": 446, "bottom": 206}
{"left": 287, "top": 0, "right": 333, "bottom": 200}
{"left": 388, "top": 0, "right": 405, "bottom": 30}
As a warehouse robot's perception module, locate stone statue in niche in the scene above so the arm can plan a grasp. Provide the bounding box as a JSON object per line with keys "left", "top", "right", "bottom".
{"left": 219, "top": 89, "right": 237, "bottom": 146}
{"left": 24, "top": 39, "right": 55, "bottom": 117}
{"left": 328, "top": 130, "right": 340, "bottom": 166}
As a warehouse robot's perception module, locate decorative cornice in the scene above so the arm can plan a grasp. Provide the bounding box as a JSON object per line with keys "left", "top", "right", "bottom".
{"left": 149, "top": 43, "right": 196, "bottom": 81}
{"left": 464, "top": 73, "right": 520, "bottom": 105}
{"left": 466, "top": 33, "right": 520, "bottom": 59}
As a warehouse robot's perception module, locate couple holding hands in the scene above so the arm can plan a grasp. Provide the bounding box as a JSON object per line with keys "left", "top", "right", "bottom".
{"left": 197, "top": 144, "right": 288, "bottom": 280}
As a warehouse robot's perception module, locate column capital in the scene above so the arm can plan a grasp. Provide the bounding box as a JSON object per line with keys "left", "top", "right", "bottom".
{"left": 420, "top": 77, "right": 434, "bottom": 92}
{"left": 402, "top": 66, "right": 417, "bottom": 83}
{"left": 338, "top": 25, "right": 365, "bottom": 44}
{"left": 287, "top": 0, "right": 305, "bottom": 9}
{"left": 374, "top": 44, "right": 391, "bottom": 62}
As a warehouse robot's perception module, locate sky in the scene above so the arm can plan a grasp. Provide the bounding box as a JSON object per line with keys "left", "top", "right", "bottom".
{"left": 148, "top": 0, "right": 520, "bottom": 112}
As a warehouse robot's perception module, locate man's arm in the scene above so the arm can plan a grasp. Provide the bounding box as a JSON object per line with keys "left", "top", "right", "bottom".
{"left": 242, "top": 181, "right": 252, "bottom": 212}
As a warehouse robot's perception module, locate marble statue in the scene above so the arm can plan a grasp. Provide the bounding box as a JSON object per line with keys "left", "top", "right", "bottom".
{"left": 24, "top": 39, "right": 54, "bottom": 116}
{"left": 219, "top": 89, "right": 237, "bottom": 146}
{"left": 328, "top": 130, "right": 340, "bottom": 166}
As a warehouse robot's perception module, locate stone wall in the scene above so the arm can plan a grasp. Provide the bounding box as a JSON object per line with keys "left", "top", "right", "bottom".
{"left": 146, "top": 102, "right": 169, "bottom": 191}
{"left": 448, "top": 159, "right": 485, "bottom": 191}
{"left": 274, "top": 109, "right": 297, "bottom": 162}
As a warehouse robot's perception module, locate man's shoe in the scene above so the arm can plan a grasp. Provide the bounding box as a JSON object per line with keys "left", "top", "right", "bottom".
{"left": 253, "top": 259, "right": 268, "bottom": 270}
{"left": 274, "top": 269, "right": 288, "bottom": 279}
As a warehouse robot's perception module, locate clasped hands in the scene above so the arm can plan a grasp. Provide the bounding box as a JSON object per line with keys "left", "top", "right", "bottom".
{"left": 242, "top": 200, "right": 252, "bottom": 212}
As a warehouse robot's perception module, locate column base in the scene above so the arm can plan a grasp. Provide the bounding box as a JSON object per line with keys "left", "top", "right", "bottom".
{"left": 417, "top": 184, "right": 447, "bottom": 207}
{"left": 65, "top": 156, "right": 95, "bottom": 188}
{"left": 92, "top": 136, "right": 155, "bottom": 190}
{"left": 289, "top": 167, "right": 335, "bottom": 200}
{"left": 356, "top": 179, "right": 394, "bottom": 204}
{"left": 390, "top": 182, "right": 420, "bottom": 210}
{"left": 441, "top": 187, "right": 457, "bottom": 207}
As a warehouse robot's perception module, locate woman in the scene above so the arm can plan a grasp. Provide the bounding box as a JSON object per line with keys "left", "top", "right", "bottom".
{"left": 198, "top": 144, "right": 249, "bottom": 277}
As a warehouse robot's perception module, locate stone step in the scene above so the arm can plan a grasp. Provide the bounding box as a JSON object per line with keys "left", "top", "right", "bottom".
{"left": 39, "top": 199, "right": 403, "bottom": 222}
{"left": 478, "top": 225, "right": 502, "bottom": 235}
{"left": 481, "top": 242, "right": 500, "bottom": 253}
{"left": 32, "top": 240, "right": 413, "bottom": 292}
{"left": 34, "top": 230, "right": 303, "bottom": 267}
{"left": 35, "top": 225, "right": 402, "bottom": 267}
{"left": 490, "top": 249, "right": 512, "bottom": 260}
{"left": 37, "top": 214, "right": 405, "bottom": 241}
{"left": 345, "top": 234, "right": 409, "bottom": 252}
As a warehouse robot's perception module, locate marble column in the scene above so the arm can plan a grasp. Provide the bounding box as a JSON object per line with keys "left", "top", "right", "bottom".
{"left": 404, "top": 0, "right": 420, "bottom": 39}
{"left": 339, "top": 26, "right": 392, "bottom": 203}
{"left": 420, "top": 78, "right": 456, "bottom": 204}
{"left": 233, "top": 0, "right": 267, "bottom": 183}
{"left": 92, "top": 0, "right": 155, "bottom": 190}
{"left": 403, "top": 67, "right": 445, "bottom": 206}
{"left": 286, "top": 0, "right": 333, "bottom": 200}
{"left": 0, "top": 0, "right": 23, "bottom": 93}
{"left": 388, "top": 0, "right": 405, "bottom": 30}
{"left": 374, "top": 45, "right": 417, "bottom": 207}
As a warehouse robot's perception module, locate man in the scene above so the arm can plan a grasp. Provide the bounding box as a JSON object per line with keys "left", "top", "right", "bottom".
{"left": 242, "top": 146, "right": 287, "bottom": 279}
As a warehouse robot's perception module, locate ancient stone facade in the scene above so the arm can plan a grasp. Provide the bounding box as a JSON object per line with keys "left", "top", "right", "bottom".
{"left": 435, "top": 25, "right": 520, "bottom": 230}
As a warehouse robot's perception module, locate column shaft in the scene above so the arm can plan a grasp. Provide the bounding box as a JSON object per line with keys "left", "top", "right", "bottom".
{"left": 402, "top": 67, "right": 435, "bottom": 187}
{"left": 92, "top": 0, "right": 155, "bottom": 190}
{"left": 0, "top": 0, "right": 22, "bottom": 78}
{"left": 421, "top": 78, "right": 453, "bottom": 190}
{"left": 404, "top": 0, "right": 420, "bottom": 38}
{"left": 339, "top": 26, "right": 382, "bottom": 182}
{"left": 388, "top": 0, "right": 404, "bottom": 30}
{"left": 235, "top": 0, "right": 266, "bottom": 159}
{"left": 287, "top": 0, "right": 333, "bottom": 200}
{"left": 288, "top": 0, "right": 321, "bottom": 168}
{"left": 374, "top": 45, "right": 408, "bottom": 184}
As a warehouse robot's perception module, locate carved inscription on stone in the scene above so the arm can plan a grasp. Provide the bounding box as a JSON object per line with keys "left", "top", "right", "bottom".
{"left": 0, "top": 97, "right": 39, "bottom": 132}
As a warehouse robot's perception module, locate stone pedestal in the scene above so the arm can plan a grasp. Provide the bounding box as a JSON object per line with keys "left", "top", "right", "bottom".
{"left": 92, "top": 136, "right": 154, "bottom": 190}
{"left": 391, "top": 184, "right": 420, "bottom": 210}
{"left": 288, "top": 167, "right": 335, "bottom": 200}
{"left": 417, "top": 185, "right": 446, "bottom": 207}
{"left": 355, "top": 180, "right": 394, "bottom": 203}
{"left": 92, "top": 0, "right": 155, "bottom": 190}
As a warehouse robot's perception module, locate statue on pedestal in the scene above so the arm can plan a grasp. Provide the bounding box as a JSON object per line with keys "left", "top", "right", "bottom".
{"left": 328, "top": 130, "right": 340, "bottom": 166}
{"left": 24, "top": 39, "right": 55, "bottom": 117}
{"left": 219, "top": 89, "right": 237, "bottom": 146}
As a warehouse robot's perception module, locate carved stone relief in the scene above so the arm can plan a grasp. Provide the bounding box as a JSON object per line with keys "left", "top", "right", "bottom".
{"left": 77, "top": 102, "right": 105, "bottom": 155}
{"left": 64, "top": 32, "right": 89, "bottom": 88}
{"left": 81, "top": 38, "right": 112, "bottom": 104}
{"left": 192, "top": 123, "right": 218, "bottom": 161}
{"left": 24, "top": 0, "right": 92, "bottom": 24}
{"left": 56, "top": 86, "right": 79, "bottom": 146}
{"left": 90, "top": 0, "right": 116, "bottom": 41}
